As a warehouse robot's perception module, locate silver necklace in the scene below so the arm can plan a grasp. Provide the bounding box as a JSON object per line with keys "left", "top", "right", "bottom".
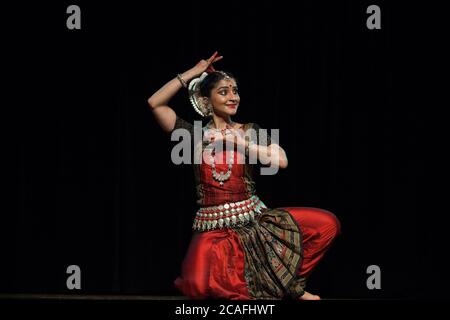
{"left": 206, "top": 122, "right": 235, "bottom": 186}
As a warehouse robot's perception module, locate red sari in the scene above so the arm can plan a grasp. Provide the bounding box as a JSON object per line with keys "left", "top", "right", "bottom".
{"left": 172, "top": 117, "right": 341, "bottom": 299}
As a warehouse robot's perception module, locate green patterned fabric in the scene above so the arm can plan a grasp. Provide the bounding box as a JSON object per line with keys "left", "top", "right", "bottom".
{"left": 234, "top": 208, "right": 306, "bottom": 299}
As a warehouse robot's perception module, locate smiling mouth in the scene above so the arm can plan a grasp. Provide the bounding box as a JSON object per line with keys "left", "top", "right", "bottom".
{"left": 226, "top": 104, "right": 237, "bottom": 109}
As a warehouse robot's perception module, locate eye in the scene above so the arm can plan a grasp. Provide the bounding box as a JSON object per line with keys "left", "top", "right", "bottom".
{"left": 219, "top": 90, "right": 227, "bottom": 95}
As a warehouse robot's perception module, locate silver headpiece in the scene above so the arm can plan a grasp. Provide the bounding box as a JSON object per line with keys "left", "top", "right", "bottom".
{"left": 188, "top": 72, "right": 210, "bottom": 117}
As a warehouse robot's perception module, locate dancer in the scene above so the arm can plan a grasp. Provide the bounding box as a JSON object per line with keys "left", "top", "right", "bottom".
{"left": 147, "top": 52, "right": 341, "bottom": 300}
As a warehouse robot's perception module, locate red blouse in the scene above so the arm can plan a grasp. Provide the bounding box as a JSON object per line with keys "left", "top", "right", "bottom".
{"left": 171, "top": 117, "right": 271, "bottom": 207}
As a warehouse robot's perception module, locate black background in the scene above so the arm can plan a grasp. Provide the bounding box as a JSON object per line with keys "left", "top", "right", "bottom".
{"left": 2, "top": 0, "right": 443, "bottom": 302}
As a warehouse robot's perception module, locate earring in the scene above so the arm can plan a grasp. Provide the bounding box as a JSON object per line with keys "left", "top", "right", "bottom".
{"left": 207, "top": 104, "right": 213, "bottom": 116}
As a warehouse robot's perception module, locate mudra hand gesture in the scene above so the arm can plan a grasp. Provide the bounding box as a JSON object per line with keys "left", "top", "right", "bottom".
{"left": 206, "top": 127, "right": 248, "bottom": 152}
{"left": 190, "top": 51, "right": 223, "bottom": 77}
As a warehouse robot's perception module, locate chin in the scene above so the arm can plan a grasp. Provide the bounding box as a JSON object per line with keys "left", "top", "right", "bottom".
{"left": 217, "top": 108, "right": 238, "bottom": 117}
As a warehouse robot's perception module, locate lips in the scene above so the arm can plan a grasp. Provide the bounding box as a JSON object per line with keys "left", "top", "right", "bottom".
{"left": 226, "top": 104, "right": 237, "bottom": 109}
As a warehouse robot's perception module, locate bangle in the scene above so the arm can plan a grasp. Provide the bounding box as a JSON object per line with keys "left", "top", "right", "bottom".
{"left": 177, "top": 74, "right": 188, "bottom": 88}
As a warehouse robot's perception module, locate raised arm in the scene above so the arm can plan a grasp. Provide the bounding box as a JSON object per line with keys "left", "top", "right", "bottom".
{"left": 147, "top": 52, "right": 223, "bottom": 133}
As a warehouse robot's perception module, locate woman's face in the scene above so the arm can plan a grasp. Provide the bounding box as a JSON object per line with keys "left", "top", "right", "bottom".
{"left": 206, "top": 79, "right": 240, "bottom": 117}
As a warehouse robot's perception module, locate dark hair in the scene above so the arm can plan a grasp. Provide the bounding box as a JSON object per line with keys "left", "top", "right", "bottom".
{"left": 199, "top": 71, "right": 237, "bottom": 97}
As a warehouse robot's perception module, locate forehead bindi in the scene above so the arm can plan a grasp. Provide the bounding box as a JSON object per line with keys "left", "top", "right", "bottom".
{"left": 215, "top": 79, "right": 237, "bottom": 89}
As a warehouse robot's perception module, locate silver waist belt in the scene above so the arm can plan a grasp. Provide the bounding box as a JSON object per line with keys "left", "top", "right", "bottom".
{"left": 192, "top": 195, "right": 267, "bottom": 232}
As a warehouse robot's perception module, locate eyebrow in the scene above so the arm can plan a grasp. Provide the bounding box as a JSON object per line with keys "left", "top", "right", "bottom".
{"left": 217, "top": 86, "right": 238, "bottom": 91}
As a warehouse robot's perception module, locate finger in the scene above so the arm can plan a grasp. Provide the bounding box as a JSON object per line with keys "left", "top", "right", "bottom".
{"left": 207, "top": 51, "right": 218, "bottom": 63}
{"left": 206, "top": 65, "right": 216, "bottom": 72}
{"left": 213, "top": 56, "right": 223, "bottom": 63}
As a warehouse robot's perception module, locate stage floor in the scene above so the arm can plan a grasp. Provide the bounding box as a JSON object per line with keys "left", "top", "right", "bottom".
{"left": 0, "top": 294, "right": 189, "bottom": 300}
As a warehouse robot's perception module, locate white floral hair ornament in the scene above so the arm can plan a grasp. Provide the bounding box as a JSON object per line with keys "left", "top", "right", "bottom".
{"left": 188, "top": 72, "right": 210, "bottom": 117}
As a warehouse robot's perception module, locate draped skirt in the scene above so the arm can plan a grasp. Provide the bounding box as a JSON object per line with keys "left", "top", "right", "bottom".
{"left": 174, "top": 207, "right": 341, "bottom": 300}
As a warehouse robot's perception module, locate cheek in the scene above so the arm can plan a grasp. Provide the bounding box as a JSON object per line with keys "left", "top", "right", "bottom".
{"left": 213, "top": 95, "right": 227, "bottom": 104}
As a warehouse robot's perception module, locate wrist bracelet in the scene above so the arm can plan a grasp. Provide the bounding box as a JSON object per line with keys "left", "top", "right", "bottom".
{"left": 177, "top": 74, "right": 188, "bottom": 88}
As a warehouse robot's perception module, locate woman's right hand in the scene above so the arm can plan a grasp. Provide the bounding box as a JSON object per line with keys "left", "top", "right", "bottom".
{"left": 188, "top": 51, "right": 223, "bottom": 78}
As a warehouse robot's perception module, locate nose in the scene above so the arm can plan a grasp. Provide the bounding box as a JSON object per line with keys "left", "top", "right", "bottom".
{"left": 228, "top": 92, "right": 239, "bottom": 102}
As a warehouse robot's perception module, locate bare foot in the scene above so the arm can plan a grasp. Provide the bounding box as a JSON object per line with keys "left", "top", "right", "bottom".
{"left": 299, "top": 291, "right": 321, "bottom": 300}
